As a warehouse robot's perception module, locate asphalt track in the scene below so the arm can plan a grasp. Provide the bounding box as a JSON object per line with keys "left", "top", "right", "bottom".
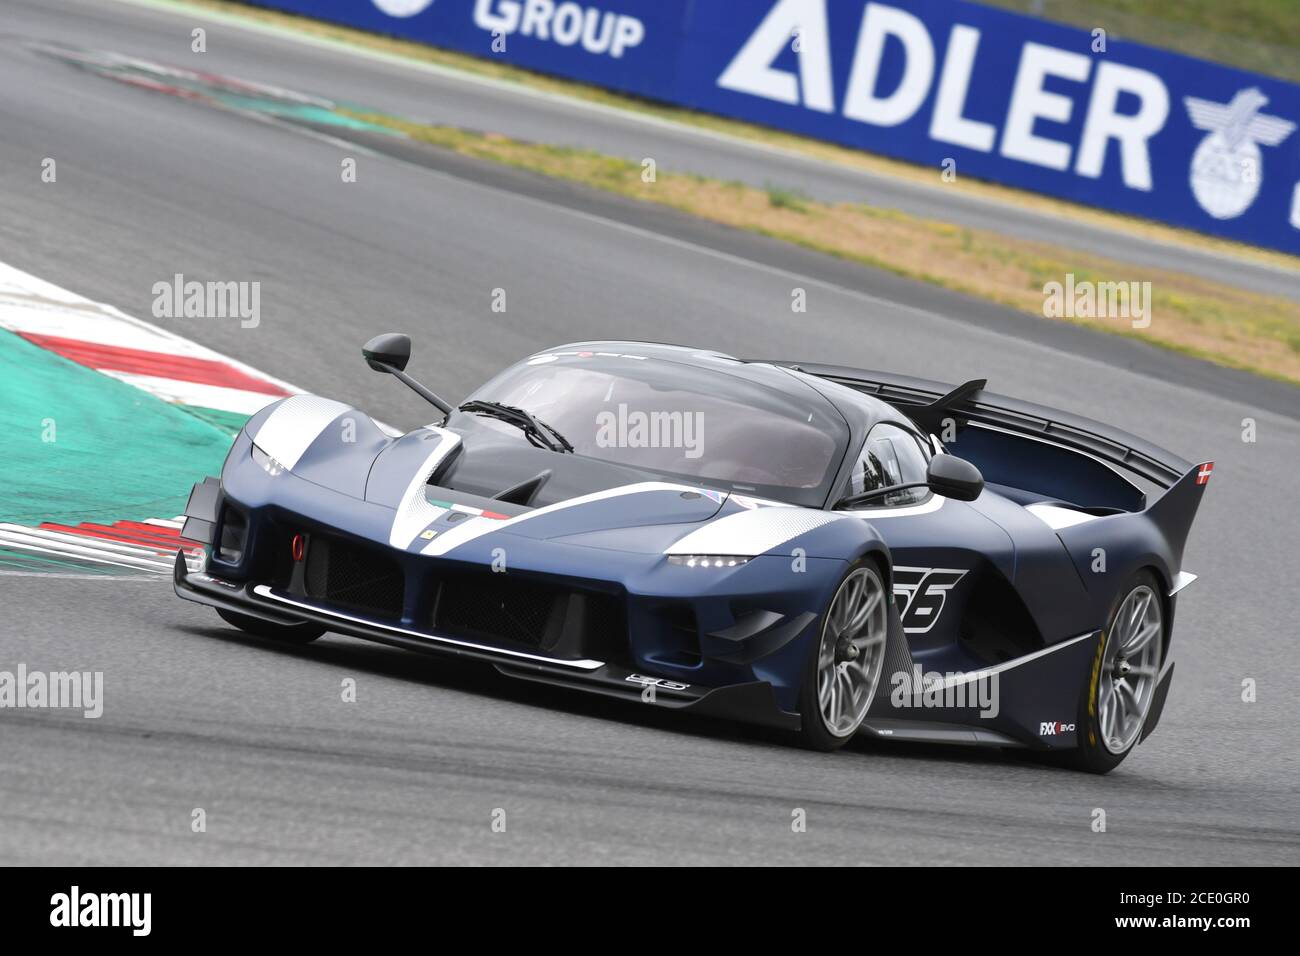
{"left": 0, "top": 0, "right": 1298, "bottom": 865}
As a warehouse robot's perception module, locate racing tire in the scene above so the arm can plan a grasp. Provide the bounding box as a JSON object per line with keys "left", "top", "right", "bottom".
{"left": 216, "top": 607, "right": 326, "bottom": 644}
{"left": 1062, "top": 569, "right": 1166, "bottom": 774}
{"left": 797, "top": 558, "right": 890, "bottom": 752}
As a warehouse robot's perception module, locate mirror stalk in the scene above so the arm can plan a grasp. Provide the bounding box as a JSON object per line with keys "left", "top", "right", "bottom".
{"left": 374, "top": 361, "right": 453, "bottom": 417}
{"left": 362, "top": 333, "right": 454, "bottom": 417}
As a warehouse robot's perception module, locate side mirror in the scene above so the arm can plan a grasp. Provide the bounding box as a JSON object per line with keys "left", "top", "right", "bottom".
{"left": 927, "top": 453, "right": 983, "bottom": 502}
{"left": 363, "top": 332, "right": 411, "bottom": 373}
{"left": 360, "top": 333, "right": 454, "bottom": 416}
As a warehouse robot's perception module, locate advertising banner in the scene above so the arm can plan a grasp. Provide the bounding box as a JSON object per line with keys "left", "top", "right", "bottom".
{"left": 246, "top": 0, "right": 1300, "bottom": 254}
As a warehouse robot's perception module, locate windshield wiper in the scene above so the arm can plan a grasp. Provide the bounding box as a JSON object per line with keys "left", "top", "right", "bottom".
{"left": 458, "top": 400, "right": 574, "bottom": 454}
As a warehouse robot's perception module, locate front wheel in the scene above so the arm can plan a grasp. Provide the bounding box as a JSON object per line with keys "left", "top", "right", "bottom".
{"left": 797, "top": 560, "right": 890, "bottom": 751}
{"left": 216, "top": 607, "right": 325, "bottom": 644}
{"left": 1065, "top": 570, "right": 1165, "bottom": 774}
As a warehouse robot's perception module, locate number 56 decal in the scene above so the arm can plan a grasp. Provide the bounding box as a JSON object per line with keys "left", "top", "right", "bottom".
{"left": 892, "top": 567, "right": 967, "bottom": 634}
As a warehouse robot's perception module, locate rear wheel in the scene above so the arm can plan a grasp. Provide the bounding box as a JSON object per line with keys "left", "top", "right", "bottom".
{"left": 1065, "top": 570, "right": 1165, "bottom": 774}
{"left": 797, "top": 560, "right": 889, "bottom": 751}
{"left": 216, "top": 607, "right": 325, "bottom": 644}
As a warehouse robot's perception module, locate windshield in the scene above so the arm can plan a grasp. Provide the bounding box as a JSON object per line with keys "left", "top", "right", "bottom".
{"left": 462, "top": 353, "right": 848, "bottom": 507}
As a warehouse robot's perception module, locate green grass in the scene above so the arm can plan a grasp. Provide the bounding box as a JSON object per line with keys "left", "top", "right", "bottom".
{"left": 765, "top": 185, "right": 812, "bottom": 214}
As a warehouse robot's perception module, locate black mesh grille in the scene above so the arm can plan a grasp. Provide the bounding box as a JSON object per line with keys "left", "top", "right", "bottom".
{"left": 305, "top": 535, "right": 404, "bottom": 620}
{"left": 436, "top": 575, "right": 559, "bottom": 647}
{"left": 583, "top": 594, "right": 626, "bottom": 647}
{"left": 433, "top": 573, "right": 626, "bottom": 656}
{"left": 283, "top": 533, "right": 624, "bottom": 657}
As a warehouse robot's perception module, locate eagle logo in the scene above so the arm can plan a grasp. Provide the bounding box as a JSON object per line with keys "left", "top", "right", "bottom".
{"left": 372, "top": 0, "right": 437, "bottom": 18}
{"left": 1184, "top": 87, "right": 1295, "bottom": 220}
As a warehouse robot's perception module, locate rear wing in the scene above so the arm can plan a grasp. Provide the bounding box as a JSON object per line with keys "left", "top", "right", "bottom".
{"left": 769, "top": 363, "right": 1212, "bottom": 578}
{"left": 765, "top": 362, "right": 1195, "bottom": 494}
{"left": 767, "top": 363, "right": 1192, "bottom": 487}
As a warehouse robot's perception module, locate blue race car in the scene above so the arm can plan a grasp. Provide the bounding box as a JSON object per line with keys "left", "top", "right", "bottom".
{"left": 175, "top": 335, "right": 1211, "bottom": 772}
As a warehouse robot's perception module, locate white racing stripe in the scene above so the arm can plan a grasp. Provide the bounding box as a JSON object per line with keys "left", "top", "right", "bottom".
{"left": 935, "top": 632, "right": 1095, "bottom": 691}
{"left": 1025, "top": 502, "right": 1099, "bottom": 530}
{"left": 389, "top": 429, "right": 462, "bottom": 549}
{"left": 665, "top": 507, "right": 842, "bottom": 557}
{"left": 419, "top": 481, "right": 701, "bottom": 557}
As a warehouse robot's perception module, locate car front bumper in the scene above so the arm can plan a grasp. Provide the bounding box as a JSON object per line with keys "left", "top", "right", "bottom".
{"left": 173, "top": 549, "right": 801, "bottom": 731}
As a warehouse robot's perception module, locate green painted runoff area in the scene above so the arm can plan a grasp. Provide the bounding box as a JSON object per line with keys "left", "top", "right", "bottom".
{"left": 0, "top": 330, "right": 237, "bottom": 526}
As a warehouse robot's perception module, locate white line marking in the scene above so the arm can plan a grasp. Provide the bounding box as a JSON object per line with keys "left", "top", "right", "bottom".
{"left": 0, "top": 570, "right": 164, "bottom": 579}
{"left": 0, "top": 534, "right": 173, "bottom": 572}
{"left": 0, "top": 524, "right": 175, "bottom": 558}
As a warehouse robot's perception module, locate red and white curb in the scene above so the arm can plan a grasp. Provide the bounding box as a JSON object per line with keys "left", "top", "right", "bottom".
{"left": 0, "top": 518, "right": 203, "bottom": 575}
{"left": 0, "top": 262, "right": 298, "bottom": 417}
{"left": 0, "top": 261, "right": 300, "bottom": 574}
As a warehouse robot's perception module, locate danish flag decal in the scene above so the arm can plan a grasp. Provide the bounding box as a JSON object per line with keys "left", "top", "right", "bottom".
{"left": 1196, "top": 461, "right": 1215, "bottom": 486}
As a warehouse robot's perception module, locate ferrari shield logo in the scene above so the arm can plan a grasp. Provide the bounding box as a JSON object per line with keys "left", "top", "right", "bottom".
{"left": 1183, "top": 87, "right": 1295, "bottom": 220}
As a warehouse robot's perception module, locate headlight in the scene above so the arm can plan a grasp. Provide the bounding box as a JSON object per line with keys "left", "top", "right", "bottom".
{"left": 251, "top": 443, "right": 286, "bottom": 476}
{"left": 667, "top": 555, "right": 750, "bottom": 568}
